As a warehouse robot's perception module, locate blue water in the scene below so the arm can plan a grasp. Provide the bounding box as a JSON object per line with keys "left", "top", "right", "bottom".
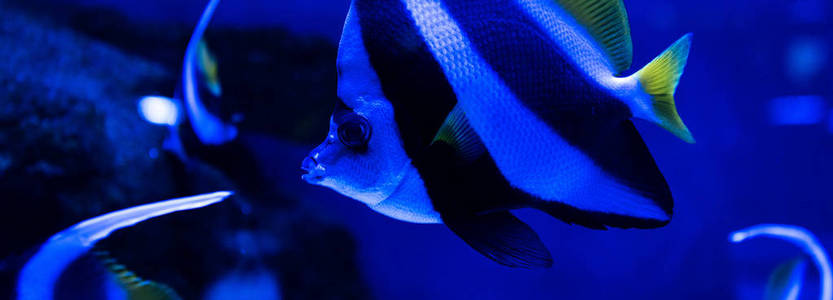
{"left": 5, "top": 0, "right": 833, "bottom": 299}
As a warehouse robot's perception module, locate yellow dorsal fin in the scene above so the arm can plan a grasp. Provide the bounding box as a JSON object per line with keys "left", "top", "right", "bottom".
{"left": 94, "top": 251, "right": 183, "bottom": 300}
{"left": 554, "top": 0, "right": 633, "bottom": 74}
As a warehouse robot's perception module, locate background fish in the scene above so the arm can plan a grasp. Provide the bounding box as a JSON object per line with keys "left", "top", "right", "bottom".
{"left": 180, "top": 0, "right": 238, "bottom": 145}
{"left": 17, "top": 192, "right": 230, "bottom": 299}
{"left": 302, "top": 0, "right": 694, "bottom": 268}
{"left": 730, "top": 224, "right": 833, "bottom": 300}
{"left": 765, "top": 257, "right": 806, "bottom": 300}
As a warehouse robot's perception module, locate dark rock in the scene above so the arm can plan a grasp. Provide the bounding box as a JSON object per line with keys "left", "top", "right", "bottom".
{"left": 0, "top": 1, "right": 369, "bottom": 299}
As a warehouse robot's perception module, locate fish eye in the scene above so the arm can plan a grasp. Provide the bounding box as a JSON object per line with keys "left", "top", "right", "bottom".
{"left": 336, "top": 113, "right": 371, "bottom": 151}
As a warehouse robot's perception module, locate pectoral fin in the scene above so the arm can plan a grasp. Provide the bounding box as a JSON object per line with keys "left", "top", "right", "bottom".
{"left": 443, "top": 211, "right": 553, "bottom": 268}
{"left": 433, "top": 104, "right": 486, "bottom": 162}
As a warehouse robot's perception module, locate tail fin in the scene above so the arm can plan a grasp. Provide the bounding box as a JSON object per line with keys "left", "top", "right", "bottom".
{"left": 635, "top": 33, "right": 695, "bottom": 143}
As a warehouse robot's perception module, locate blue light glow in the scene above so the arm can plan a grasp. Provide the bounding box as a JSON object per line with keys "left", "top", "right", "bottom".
{"left": 729, "top": 224, "right": 832, "bottom": 300}
{"left": 786, "top": 37, "right": 827, "bottom": 84}
{"left": 828, "top": 109, "right": 833, "bottom": 134}
{"left": 205, "top": 269, "right": 281, "bottom": 300}
{"left": 768, "top": 95, "right": 826, "bottom": 125}
{"left": 16, "top": 192, "right": 232, "bottom": 300}
{"left": 790, "top": 0, "right": 828, "bottom": 24}
{"left": 138, "top": 96, "right": 180, "bottom": 126}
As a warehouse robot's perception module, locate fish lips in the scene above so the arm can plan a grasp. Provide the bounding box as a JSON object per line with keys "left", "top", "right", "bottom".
{"left": 300, "top": 156, "right": 326, "bottom": 184}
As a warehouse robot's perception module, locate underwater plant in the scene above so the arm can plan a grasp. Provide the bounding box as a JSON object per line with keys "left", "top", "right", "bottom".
{"left": 16, "top": 191, "right": 232, "bottom": 300}
{"left": 730, "top": 224, "right": 832, "bottom": 300}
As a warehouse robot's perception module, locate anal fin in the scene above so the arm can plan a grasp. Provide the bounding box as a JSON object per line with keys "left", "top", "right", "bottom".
{"left": 443, "top": 211, "right": 553, "bottom": 268}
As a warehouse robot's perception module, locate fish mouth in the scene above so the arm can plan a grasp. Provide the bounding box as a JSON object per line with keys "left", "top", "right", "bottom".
{"left": 301, "top": 172, "right": 325, "bottom": 184}
{"left": 301, "top": 156, "right": 325, "bottom": 184}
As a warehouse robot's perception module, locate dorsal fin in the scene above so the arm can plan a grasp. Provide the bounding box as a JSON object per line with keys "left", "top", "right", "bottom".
{"left": 432, "top": 104, "right": 486, "bottom": 162}
{"left": 554, "top": 0, "right": 633, "bottom": 73}
{"left": 95, "top": 251, "right": 183, "bottom": 300}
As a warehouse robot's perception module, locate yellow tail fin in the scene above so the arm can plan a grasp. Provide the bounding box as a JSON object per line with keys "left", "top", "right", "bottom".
{"left": 636, "top": 33, "right": 695, "bottom": 143}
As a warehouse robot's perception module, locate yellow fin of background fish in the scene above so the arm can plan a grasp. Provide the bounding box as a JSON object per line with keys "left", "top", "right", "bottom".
{"left": 432, "top": 104, "right": 486, "bottom": 162}
{"left": 635, "top": 33, "right": 695, "bottom": 143}
{"left": 95, "top": 251, "right": 183, "bottom": 300}
{"left": 197, "top": 40, "right": 222, "bottom": 97}
{"left": 554, "top": 0, "right": 633, "bottom": 73}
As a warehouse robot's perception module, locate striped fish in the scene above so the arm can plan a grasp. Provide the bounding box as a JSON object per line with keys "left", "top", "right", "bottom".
{"left": 302, "top": 0, "right": 694, "bottom": 268}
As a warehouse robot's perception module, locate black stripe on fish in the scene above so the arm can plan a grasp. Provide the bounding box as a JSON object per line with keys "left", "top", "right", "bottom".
{"left": 420, "top": 140, "right": 554, "bottom": 267}
{"left": 441, "top": 0, "right": 672, "bottom": 217}
{"left": 354, "top": 0, "right": 539, "bottom": 225}
{"left": 419, "top": 141, "right": 530, "bottom": 215}
{"left": 354, "top": 0, "right": 542, "bottom": 216}
{"left": 355, "top": 0, "right": 457, "bottom": 159}
{"left": 355, "top": 0, "right": 556, "bottom": 267}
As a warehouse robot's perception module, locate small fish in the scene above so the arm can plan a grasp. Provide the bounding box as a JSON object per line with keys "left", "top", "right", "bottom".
{"left": 303, "top": 0, "right": 693, "bottom": 267}
{"left": 17, "top": 192, "right": 231, "bottom": 299}
{"left": 181, "top": 0, "right": 237, "bottom": 145}
{"left": 730, "top": 224, "right": 833, "bottom": 300}
{"left": 138, "top": 0, "right": 233, "bottom": 152}
{"left": 138, "top": 0, "right": 232, "bottom": 160}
